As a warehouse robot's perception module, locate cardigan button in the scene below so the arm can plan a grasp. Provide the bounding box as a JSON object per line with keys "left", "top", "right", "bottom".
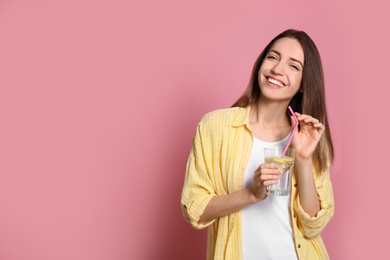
{"left": 294, "top": 183, "right": 297, "bottom": 187}
{"left": 293, "top": 214, "right": 296, "bottom": 218}
{"left": 298, "top": 244, "right": 301, "bottom": 248}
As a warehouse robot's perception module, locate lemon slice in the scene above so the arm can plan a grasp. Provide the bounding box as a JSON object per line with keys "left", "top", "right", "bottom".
{"left": 283, "top": 157, "right": 294, "bottom": 162}
{"left": 272, "top": 157, "right": 286, "bottom": 163}
{"left": 267, "top": 156, "right": 294, "bottom": 164}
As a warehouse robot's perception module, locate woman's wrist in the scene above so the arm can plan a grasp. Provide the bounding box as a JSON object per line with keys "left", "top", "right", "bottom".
{"left": 295, "top": 154, "right": 312, "bottom": 164}
{"left": 246, "top": 187, "right": 264, "bottom": 203}
{"left": 294, "top": 155, "right": 313, "bottom": 178}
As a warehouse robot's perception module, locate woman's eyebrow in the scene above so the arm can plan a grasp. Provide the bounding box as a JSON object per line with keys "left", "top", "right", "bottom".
{"left": 269, "top": 50, "right": 304, "bottom": 67}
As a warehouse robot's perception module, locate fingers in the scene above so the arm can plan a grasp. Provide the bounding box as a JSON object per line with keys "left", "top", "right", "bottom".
{"left": 255, "top": 173, "right": 280, "bottom": 186}
{"left": 263, "top": 179, "right": 280, "bottom": 186}
{"left": 260, "top": 174, "right": 280, "bottom": 182}
{"left": 259, "top": 163, "right": 279, "bottom": 170}
{"left": 290, "top": 115, "right": 297, "bottom": 129}
{"left": 314, "top": 123, "right": 325, "bottom": 131}
{"left": 254, "top": 164, "right": 281, "bottom": 182}
{"left": 295, "top": 112, "right": 317, "bottom": 123}
{"left": 254, "top": 164, "right": 278, "bottom": 177}
{"left": 251, "top": 164, "right": 282, "bottom": 200}
{"left": 294, "top": 112, "right": 325, "bottom": 131}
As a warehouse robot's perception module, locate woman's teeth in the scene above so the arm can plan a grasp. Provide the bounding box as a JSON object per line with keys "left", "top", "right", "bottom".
{"left": 267, "top": 78, "right": 285, "bottom": 87}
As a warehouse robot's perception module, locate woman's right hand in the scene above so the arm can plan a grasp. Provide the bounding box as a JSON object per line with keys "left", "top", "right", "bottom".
{"left": 249, "top": 163, "right": 281, "bottom": 202}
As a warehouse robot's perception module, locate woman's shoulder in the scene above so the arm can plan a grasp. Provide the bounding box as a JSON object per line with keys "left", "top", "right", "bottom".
{"left": 198, "top": 106, "right": 247, "bottom": 128}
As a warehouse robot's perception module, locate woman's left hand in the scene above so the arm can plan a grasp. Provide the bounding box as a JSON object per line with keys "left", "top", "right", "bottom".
{"left": 290, "top": 112, "right": 325, "bottom": 160}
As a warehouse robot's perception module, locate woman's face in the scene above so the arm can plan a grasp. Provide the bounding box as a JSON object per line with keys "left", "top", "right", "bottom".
{"left": 258, "top": 37, "right": 304, "bottom": 101}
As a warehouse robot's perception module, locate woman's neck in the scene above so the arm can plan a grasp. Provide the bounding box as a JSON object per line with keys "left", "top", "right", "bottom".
{"left": 248, "top": 98, "right": 292, "bottom": 142}
{"left": 249, "top": 98, "right": 290, "bottom": 128}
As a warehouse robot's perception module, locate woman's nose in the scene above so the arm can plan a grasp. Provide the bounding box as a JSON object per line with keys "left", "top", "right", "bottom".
{"left": 271, "top": 62, "right": 285, "bottom": 75}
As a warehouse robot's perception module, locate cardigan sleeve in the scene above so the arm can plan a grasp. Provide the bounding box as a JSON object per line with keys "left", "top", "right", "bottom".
{"left": 294, "top": 158, "right": 335, "bottom": 239}
{"left": 181, "top": 122, "right": 217, "bottom": 230}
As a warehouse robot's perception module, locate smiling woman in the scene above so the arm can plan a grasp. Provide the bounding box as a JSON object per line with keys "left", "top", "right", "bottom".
{"left": 259, "top": 38, "right": 304, "bottom": 100}
{"left": 181, "top": 29, "right": 335, "bottom": 260}
{"left": 234, "top": 30, "right": 333, "bottom": 172}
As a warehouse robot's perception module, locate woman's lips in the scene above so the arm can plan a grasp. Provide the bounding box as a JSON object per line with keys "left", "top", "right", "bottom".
{"left": 265, "top": 78, "right": 284, "bottom": 89}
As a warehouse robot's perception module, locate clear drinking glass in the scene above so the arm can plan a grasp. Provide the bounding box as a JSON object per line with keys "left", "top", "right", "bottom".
{"left": 264, "top": 147, "right": 295, "bottom": 196}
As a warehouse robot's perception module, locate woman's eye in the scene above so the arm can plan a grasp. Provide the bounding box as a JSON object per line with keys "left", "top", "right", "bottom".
{"left": 291, "top": 65, "right": 299, "bottom": 70}
{"left": 267, "top": 56, "right": 277, "bottom": 60}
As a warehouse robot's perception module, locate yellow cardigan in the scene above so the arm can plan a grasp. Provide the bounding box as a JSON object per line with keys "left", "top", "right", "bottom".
{"left": 181, "top": 106, "right": 335, "bottom": 260}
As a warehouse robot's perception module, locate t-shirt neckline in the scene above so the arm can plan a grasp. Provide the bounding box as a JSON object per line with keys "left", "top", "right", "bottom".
{"left": 253, "top": 132, "right": 291, "bottom": 145}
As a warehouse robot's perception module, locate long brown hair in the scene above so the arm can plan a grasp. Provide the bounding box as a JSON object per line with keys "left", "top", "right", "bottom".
{"left": 232, "top": 29, "right": 334, "bottom": 173}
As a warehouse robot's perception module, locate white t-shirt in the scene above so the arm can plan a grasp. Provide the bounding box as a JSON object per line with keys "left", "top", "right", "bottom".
{"left": 241, "top": 134, "right": 298, "bottom": 260}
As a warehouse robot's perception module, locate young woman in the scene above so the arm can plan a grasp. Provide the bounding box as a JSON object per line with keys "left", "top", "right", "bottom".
{"left": 181, "top": 29, "right": 335, "bottom": 260}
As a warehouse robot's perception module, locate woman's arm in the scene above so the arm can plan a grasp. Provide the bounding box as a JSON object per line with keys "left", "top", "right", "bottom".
{"left": 199, "top": 163, "right": 282, "bottom": 223}
{"left": 294, "top": 162, "right": 334, "bottom": 239}
{"left": 198, "top": 188, "right": 256, "bottom": 223}
{"left": 294, "top": 157, "right": 321, "bottom": 218}
{"left": 291, "top": 112, "right": 325, "bottom": 217}
{"left": 290, "top": 112, "right": 335, "bottom": 238}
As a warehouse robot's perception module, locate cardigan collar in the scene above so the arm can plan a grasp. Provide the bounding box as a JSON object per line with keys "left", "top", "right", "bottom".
{"left": 231, "top": 105, "right": 251, "bottom": 128}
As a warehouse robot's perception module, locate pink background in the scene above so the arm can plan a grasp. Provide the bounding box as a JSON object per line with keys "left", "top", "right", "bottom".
{"left": 0, "top": 0, "right": 388, "bottom": 259}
